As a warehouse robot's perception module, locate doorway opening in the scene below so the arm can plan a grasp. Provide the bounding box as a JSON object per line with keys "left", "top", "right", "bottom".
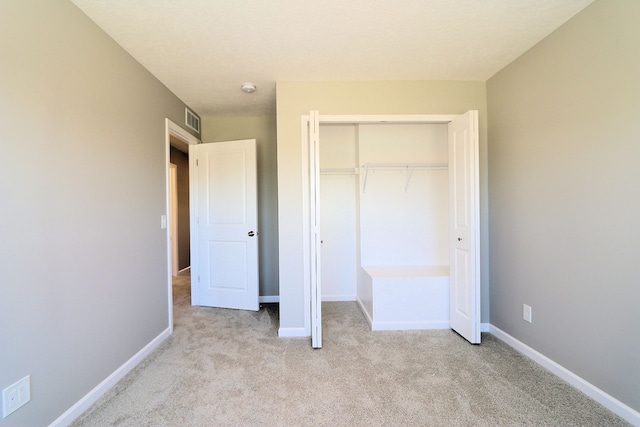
{"left": 168, "top": 145, "right": 190, "bottom": 277}
{"left": 169, "top": 163, "right": 179, "bottom": 276}
{"left": 165, "top": 119, "right": 200, "bottom": 332}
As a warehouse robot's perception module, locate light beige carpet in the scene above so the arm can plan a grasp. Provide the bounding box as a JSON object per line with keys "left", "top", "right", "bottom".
{"left": 72, "top": 275, "right": 628, "bottom": 426}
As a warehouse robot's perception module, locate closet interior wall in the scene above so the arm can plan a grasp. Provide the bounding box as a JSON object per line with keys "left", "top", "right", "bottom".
{"left": 319, "top": 123, "right": 450, "bottom": 304}
{"left": 319, "top": 124, "right": 359, "bottom": 301}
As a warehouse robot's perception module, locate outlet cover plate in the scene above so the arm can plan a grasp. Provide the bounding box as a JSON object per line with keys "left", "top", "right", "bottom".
{"left": 2, "top": 375, "right": 30, "bottom": 418}
{"left": 523, "top": 304, "right": 532, "bottom": 323}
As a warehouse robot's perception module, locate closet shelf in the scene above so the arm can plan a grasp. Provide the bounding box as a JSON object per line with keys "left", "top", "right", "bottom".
{"left": 361, "top": 162, "right": 448, "bottom": 171}
{"left": 361, "top": 162, "right": 448, "bottom": 193}
{"left": 320, "top": 167, "right": 359, "bottom": 175}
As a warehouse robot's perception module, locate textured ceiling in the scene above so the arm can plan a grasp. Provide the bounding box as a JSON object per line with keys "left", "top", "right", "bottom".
{"left": 70, "top": 0, "right": 594, "bottom": 116}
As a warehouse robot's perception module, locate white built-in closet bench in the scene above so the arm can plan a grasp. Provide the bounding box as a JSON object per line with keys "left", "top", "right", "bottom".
{"left": 357, "top": 265, "right": 450, "bottom": 331}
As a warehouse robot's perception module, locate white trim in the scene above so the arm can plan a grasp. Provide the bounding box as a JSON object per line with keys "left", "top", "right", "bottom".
{"left": 481, "top": 322, "right": 491, "bottom": 333}
{"left": 319, "top": 114, "right": 456, "bottom": 124}
{"left": 177, "top": 266, "right": 191, "bottom": 275}
{"left": 356, "top": 297, "right": 450, "bottom": 331}
{"left": 260, "top": 295, "right": 356, "bottom": 303}
{"left": 356, "top": 296, "right": 374, "bottom": 327}
{"left": 278, "top": 327, "right": 308, "bottom": 338}
{"left": 49, "top": 328, "right": 171, "bottom": 427}
{"left": 167, "top": 118, "right": 200, "bottom": 146}
{"left": 490, "top": 325, "right": 640, "bottom": 426}
{"left": 372, "top": 320, "right": 450, "bottom": 331}
{"left": 165, "top": 119, "right": 200, "bottom": 333}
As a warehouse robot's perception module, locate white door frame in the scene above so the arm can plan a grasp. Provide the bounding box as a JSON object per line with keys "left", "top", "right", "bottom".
{"left": 301, "top": 113, "right": 479, "bottom": 342}
{"left": 165, "top": 118, "right": 200, "bottom": 332}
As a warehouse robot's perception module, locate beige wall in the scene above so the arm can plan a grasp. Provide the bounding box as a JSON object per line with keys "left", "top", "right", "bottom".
{"left": 0, "top": 1, "right": 196, "bottom": 425}
{"left": 276, "top": 81, "right": 488, "bottom": 331}
{"left": 201, "top": 113, "right": 279, "bottom": 297}
{"left": 487, "top": 0, "right": 640, "bottom": 412}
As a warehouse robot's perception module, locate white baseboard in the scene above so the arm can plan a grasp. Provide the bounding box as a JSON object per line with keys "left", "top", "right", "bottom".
{"left": 322, "top": 295, "right": 356, "bottom": 302}
{"left": 356, "top": 297, "right": 373, "bottom": 328}
{"left": 355, "top": 296, "right": 450, "bottom": 331}
{"left": 489, "top": 325, "right": 640, "bottom": 426}
{"left": 259, "top": 295, "right": 359, "bottom": 303}
{"left": 278, "top": 327, "right": 308, "bottom": 338}
{"left": 481, "top": 322, "right": 491, "bottom": 333}
{"left": 372, "top": 320, "right": 450, "bottom": 331}
{"left": 49, "top": 327, "right": 172, "bottom": 427}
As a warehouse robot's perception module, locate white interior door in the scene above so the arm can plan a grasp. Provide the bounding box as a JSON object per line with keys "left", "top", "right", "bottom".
{"left": 309, "top": 111, "right": 322, "bottom": 348}
{"left": 189, "top": 139, "right": 259, "bottom": 311}
{"left": 448, "top": 110, "right": 481, "bottom": 343}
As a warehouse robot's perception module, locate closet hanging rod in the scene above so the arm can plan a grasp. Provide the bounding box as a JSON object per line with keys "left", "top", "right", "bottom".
{"left": 361, "top": 162, "right": 448, "bottom": 193}
{"left": 361, "top": 162, "right": 448, "bottom": 170}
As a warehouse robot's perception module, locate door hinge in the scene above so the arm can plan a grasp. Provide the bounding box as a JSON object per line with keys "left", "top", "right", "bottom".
{"left": 196, "top": 159, "right": 199, "bottom": 166}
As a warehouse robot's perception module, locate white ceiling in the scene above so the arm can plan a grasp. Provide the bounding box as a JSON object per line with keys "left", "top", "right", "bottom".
{"left": 70, "top": 0, "right": 594, "bottom": 116}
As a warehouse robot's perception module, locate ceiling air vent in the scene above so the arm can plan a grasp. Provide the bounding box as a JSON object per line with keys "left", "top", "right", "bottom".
{"left": 185, "top": 107, "right": 200, "bottom": 134}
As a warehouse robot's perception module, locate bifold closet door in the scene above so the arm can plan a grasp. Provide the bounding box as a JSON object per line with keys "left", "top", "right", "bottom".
{"left": 308, "top": 111, "right": 322, "bottom": 349}
{"left": 448, "top": 110, "right": 480, "bottom": 344}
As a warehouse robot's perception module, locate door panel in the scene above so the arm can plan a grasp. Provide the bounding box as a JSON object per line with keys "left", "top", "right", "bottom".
{"left": 453, "top": 247, "right": 470, "bottom": 316}
{"left": 449, "top": 111, "right": 480, "bottom": 343}
{"left": 207, "top": 151, "right": 247, "bottom": 223}
{"left": 190, "top": 140, "right": 259, "bottom": 311}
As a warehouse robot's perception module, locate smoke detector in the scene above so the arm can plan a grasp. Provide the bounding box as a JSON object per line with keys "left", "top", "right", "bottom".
{"left": 241, "top": 83, "right": 256, "bottom": 93}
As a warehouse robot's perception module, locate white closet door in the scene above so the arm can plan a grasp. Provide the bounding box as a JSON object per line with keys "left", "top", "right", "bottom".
{"left": 309, "top": 111, "right": 322, "bottom": 348}
{"left": 448, "top": 110, "right": 481, "bottom": 344}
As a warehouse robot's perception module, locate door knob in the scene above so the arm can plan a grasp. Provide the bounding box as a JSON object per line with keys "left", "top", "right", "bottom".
{"left": 457, "top": 237, "right": 462, "bottom": 241}
{"left": 248, "top": 231, "right": 255, "bottom": 237}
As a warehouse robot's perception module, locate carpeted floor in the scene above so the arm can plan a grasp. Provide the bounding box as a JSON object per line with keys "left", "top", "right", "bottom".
{"left": 72, "top": 274, "right": 629, "bottom": 426}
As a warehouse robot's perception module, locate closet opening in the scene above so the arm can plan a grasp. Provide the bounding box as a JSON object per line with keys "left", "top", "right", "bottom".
{"left": 302, "top": 113, "right": 480, "bottom": 348}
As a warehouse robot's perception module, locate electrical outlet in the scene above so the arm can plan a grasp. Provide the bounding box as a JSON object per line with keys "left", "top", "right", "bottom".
{"left": 2, "top": 375, "right": 30, "bottom": 418}
{"left": 523, "top": 304, "right": 532, "bottom": 323}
